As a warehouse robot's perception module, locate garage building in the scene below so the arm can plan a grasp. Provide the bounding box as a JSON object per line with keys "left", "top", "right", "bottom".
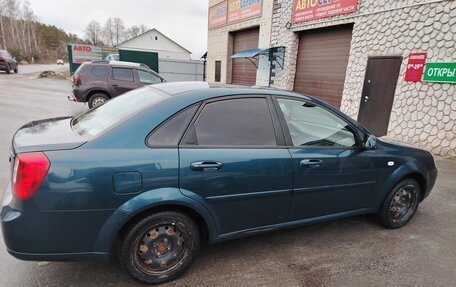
{"left": 206, "top": 0, "right": 456, "bottom": 157}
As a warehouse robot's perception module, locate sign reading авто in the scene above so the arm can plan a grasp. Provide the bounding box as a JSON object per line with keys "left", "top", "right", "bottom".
{"left": 405, "top": 52, "right": 427, "bottom": 82}
{"left": 71, "top": 44, "right": 118, "bottom": 64}
{"left": 209, "top": 1, "right": 227, "bottom": 28}
{"left": 424, "top": 63, "right": 456, "bottom": 83}
{"left": 228, "top": 0, "right": 262, "bottom": 24}
{"left": 292, "top": 0, "right": 358, "bottom": 23}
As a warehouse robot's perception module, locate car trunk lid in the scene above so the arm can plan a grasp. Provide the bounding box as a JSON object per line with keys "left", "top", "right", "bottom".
{"left": 12, "top": 117, "right": 87, "bottom": 154}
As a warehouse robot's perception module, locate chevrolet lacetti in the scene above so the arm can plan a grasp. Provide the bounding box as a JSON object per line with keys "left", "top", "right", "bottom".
{"left": 1, "top": 82, "right": 438, "bottom": 284}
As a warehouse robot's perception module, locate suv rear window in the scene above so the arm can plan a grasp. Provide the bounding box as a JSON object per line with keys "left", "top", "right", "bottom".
{"left": 91, "top": 66, "right": 108, "bottom": 78}
{"left": 72, "top": 87, "right": 169, "bottom": 137}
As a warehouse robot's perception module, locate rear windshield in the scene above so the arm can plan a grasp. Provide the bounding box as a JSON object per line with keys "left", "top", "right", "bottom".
{"left": 72, "top": 87, "right": 169, "bottom": 137}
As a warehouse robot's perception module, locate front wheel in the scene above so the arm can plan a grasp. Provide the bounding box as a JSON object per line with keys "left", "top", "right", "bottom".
{"left": 88, "top": 93, "right": 109, "bottom": 109}
{"left": 376, "top": 178, "right": 421, "bottom": 228}
{"left": 119, "top": 211, "right": 200, "bottom": 284}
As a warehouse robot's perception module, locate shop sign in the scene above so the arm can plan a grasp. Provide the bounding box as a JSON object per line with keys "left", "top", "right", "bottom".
{"left": 292, "top": 0, "right": 358, "bottom": 23}
{"left": 227, "top": 0, "right": 262, "bottom": 24}
{"left": 209, "top": 1, "right": 227, "bottom": 28}
{"left": 423, "top": 63, "right": 456, "bottom": 83}
{"left": 71, "top": 44, "right": 118, "bottom": 64}
{"left": 405, "top": 52, "right": 427, "bottom": 82}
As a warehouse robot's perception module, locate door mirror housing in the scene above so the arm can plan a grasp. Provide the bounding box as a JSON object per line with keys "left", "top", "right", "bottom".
{"left": 362, "top": 134, "right": 377, "bottom": 150}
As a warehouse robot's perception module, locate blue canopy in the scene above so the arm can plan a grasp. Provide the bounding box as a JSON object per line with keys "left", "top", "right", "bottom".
{"left": 230, "top": 48, "right": 264, "bottom": 59}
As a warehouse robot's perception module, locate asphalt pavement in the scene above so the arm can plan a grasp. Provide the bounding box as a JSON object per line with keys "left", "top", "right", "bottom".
{"left": 0, "top": 67, "right": 455, "bottom": 287}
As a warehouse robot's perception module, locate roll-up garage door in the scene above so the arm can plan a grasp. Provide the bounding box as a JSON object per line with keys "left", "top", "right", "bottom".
{"left": 294, "top": 25, "right": 353, "bottom": 109}
{"left": 232, "top": 27, "right": 259, "bottom": 85}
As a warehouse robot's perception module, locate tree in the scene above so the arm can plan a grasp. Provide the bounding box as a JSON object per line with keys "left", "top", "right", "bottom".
{"left": 112, "top": 17, "right": 125, "bottom": 45}
{"left": 84, "top": 20, "right": 102, "bottom": 45}
{"left": 103, "top": 17, "right": 115, "bottom": 46}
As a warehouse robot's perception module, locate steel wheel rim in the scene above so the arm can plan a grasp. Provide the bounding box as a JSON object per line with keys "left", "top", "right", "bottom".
{"left": 390, "top": 184, "right": 418, "bottom": 222}
{"left": 133, "top": 222, "right": 188, "bottom": 275}
{"left": 92, "top": 97, "right": 107, "bottom": 108}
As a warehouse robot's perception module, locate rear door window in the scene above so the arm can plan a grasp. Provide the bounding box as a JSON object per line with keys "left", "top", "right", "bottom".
{"left": 183, "top": 98, "right": 277, "bottom": 146}
{"left": 112, "top": 68, "right": 134, "bottom": 82}
{"left": 91, "top": 66, "right": 108, "bottom": 78}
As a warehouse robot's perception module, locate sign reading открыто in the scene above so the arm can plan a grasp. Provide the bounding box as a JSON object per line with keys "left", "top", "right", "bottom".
{"left": 424, "top": 62, "right": 456, "bottom": 83}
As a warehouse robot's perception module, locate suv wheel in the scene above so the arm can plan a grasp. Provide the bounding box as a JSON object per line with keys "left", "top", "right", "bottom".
{"left": 376, "top": 178, "right": 421, "bottom": 228}
{"left": 5, "top": 65, "right": 10, "bottom": 74}
{"left": 119, "top": 211, "right": 200, "bottom": 284}
{"left": 14, "top": 66, "right": 18, "bottom": 73}
{"left": 88, "top": 93, "right": 109, "bottom": 109}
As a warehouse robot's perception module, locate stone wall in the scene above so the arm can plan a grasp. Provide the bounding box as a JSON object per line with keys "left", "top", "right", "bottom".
{"left": 270, "top": 0, "right": 456, "bottom": 157}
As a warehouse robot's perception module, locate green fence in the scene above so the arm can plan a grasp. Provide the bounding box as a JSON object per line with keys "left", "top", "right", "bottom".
{"left": 119, "top": 49, "right": 159, "bottom": 72}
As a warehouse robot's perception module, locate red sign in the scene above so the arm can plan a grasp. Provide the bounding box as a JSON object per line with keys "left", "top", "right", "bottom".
{"left": 209, "top": 1, "right": 227, "bottom": 29}
{"left": 228, "top": 0, "right": 262, "bottom": 24}
{"left": 292, "top": 0, "right": 358, "bottom": 23}
{"left": 405, "top": 52, "right": 427, "bottom": 82}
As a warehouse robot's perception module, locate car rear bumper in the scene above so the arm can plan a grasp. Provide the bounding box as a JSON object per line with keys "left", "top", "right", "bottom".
{"left": 1, "top": 184, "right": 116, "bottom": 262}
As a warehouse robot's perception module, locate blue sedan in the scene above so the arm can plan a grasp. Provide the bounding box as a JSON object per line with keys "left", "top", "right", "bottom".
{"left": 1, "top": 82, "right": 437, "bottom": 284}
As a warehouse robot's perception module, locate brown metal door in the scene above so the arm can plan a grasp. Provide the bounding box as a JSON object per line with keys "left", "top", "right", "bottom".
{"left": 357, "top": 56, "right": 402, "bottom": 136}
{"left": 215, "top": 61, "right": 221, "bottom": 82}
{"left": 294, "top": 24, "right": 353, "bottom": 109}
{"left": 232, "top": 27, "right": 259, "bottom": 85}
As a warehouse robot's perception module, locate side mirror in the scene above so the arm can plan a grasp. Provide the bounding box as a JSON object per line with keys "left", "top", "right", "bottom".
{"left": 362, "top": 134, "right": 377, "bottom": 150}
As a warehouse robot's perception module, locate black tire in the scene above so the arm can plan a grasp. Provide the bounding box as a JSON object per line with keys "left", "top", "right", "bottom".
{"left": 88, "top": 93, "right": 109, "bottom": 109}
{"left": 119, "top": 211, "right": 200, "bottom": 284}
{"left": 5, "top": 65, "right": 10, "bottom": 74}
{"left": 376, "top": 178, "right": 421, "bottom": 229}
{"left": 14, "top": 65, "right": 18, "bottom": 73}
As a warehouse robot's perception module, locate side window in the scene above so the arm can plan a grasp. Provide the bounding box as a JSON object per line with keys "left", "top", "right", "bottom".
{"left": 148, "top": 105, "right": 199, "bottom": 146}
{"left": 183, "top": 98, "right": 277, "bottom": 146}
{"left": 277, "top": 98, "right": 356, "bottom": 147}
{"left": 112, "top": 68, "right": 134, "bottom": 82}
{"left": 138, "top": 70, "right": 162, "bottom": 84}
{"left": 91, "top": 66, "right": 108, "bottom": 78}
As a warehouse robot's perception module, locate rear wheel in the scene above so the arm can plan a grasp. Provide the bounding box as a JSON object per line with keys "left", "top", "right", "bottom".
{"left": 14, "top": 65, "right": 18, "bottom": 73}
{"left": 119, "top": 211, "right": 200, "bottom": 284}
{"left": 5, "top": 65, "right": 10, "bottom": 74}
{"left": 88, "top": 93, "right": 109, "bottom": 109}
{"left": 376, "top": 178, "right": 421, "bottom": 228}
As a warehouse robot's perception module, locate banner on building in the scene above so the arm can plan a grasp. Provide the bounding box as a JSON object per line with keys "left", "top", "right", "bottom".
{"left": 70, "top": 44, "right": 118, "bottom": 64}
{"left": 227, "top": 0, "right": 262, "bottom": 24}
{"left": 405, "top": 52, "right": 427, "bottom": 82}
{"left": 209, "top": 1, "right": 228, "bottom": 28}
{"left": 292, "top": 0, "right": 358, "bottom": 23}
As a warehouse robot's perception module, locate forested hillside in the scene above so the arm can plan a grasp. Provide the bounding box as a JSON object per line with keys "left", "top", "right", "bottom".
{"left": 0, "top": 0, "right": 83, "bottom": 63}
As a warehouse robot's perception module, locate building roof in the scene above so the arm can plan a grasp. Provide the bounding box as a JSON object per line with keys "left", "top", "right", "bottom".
{"left": 116, "top": 28, "right": 191, "bottom": 54}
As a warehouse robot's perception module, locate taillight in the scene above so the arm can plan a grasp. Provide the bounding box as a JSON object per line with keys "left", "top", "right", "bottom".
{"left": 73, "top": 73, "right": 81, "bottom": 85}
{"left": 0, "top": 56, "right": 4, "bottom": 61}
{"left": 12, "top": 152, "right": 50, "bottom": 200}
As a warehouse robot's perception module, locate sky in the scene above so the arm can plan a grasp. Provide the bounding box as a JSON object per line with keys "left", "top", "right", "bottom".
{"left": 29, "top": 0, "right": 209, "bottom": 58}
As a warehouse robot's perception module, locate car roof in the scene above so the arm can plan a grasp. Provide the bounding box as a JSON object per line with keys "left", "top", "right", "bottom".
{"left": 147, "top": 81, "right": 313, "bottom": 102}
{"left": 89, "top": 60, "right": 150, "bottom": 69}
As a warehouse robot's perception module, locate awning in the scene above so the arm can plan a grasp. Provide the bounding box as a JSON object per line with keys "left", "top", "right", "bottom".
{"left": 230, "top": 48, "right": 264, "bottom": 59}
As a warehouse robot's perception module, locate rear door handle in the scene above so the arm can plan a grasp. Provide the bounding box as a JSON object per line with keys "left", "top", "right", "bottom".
{"left": 190, "top": 161, "right": 223, "bottom": 171}
{"left": 300, "top": 159, "right": 324, "bottom": 168}
{"left": 112, "top": 84, "right": 118, "bottom": 87}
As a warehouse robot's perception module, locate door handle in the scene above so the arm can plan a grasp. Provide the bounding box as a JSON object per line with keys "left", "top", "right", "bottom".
{"left": 190, "top": 161, "right": 223, "bottom": 171}
{"left": 300, "top": 159, "right": 324, "bottom": 168}
{"left": 112, "top": 84, "right": 118, "bottom": 87}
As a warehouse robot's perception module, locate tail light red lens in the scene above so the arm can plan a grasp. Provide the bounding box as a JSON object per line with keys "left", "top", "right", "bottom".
{"left": 72, "top": 74, "right": 80, "bottom": 85}
{"left": 12, "top": 152, "right": 50, "bottom": 200}
{"left": 0, "top": 56, "right": 4, "bottom": 61}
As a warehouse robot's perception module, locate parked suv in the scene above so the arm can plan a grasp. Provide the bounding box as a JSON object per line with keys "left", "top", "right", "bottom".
{"left": 70, "top": 61, "right": 166, "bottom": 108}
{"left": 0, "top": 50, "right": 18, "bottom": 74}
